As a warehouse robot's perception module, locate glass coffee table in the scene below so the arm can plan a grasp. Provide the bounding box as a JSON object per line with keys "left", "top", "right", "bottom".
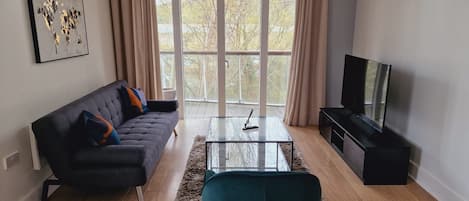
{"left": 205, "top": 117, "right": 294, "bottom": 173}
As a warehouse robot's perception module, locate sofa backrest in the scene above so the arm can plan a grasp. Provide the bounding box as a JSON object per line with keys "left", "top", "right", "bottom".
{"left": 32, "top": 80, "right": 127, "bottom": 180}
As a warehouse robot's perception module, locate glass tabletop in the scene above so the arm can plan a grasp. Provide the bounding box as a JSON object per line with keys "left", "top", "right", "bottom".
{"left": 206, "top": 117, "right": 293, "bottom": 143}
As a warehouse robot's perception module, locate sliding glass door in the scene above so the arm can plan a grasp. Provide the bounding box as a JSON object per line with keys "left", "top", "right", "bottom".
{"left": 266, "top": 0, "right": 295, "bottom": 116}
{"left": 156, "top": 0, "right": 295, "bottom": 119}
{"left": 224, "top": 0, "right": 261, "bottom": 117}
{"left": 181, "top": 0, "right": 218, "bottom": 118}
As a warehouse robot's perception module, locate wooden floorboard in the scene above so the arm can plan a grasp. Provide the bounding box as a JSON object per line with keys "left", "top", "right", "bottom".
{"left": 48, "top": 119, "right": 435, "bottom": 201}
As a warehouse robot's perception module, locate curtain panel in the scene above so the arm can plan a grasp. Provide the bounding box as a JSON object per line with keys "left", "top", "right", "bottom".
{"left": 110, "top": 0, "right": 163, "bottom": 99}
{"left": 284, "top": 0, "right": 328, "bottom": 126}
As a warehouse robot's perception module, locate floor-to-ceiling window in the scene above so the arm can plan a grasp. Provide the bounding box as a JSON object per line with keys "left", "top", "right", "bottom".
{"left": 181, "top": 0, "right": 219, "bottom": 118}
{"left": 266, "top": 0, "right": 295, "bottom": 116}
{"left": 156, "top": 0, "right": 295, "bottom": 119}
{"left": 224, "top": 0, "right": 261, "bottom": 116}
{"left": 156, "top": 0, "right": 177, "bottom": 100}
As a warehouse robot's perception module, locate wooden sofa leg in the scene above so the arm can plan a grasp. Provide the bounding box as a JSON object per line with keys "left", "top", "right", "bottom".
{"left": 136, "top": 186, "right": 145, "bottom": 201}
{"left": 173, "top": 129, "right": 178, "bottom": 136}
{"left": 41, "top": 179, "right": 62, "bottom": 201}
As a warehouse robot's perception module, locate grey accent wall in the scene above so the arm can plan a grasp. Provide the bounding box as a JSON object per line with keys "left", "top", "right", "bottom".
{"left": 326, "top": 0, "right": 357, "bottom": 107}
{"left": 353, "top": 0, "right": 469, "bottom": 200}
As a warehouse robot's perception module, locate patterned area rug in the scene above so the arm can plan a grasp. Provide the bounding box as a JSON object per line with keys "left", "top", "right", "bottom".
{"left": 174, "top": 135, "right": 308, "bottom": 201}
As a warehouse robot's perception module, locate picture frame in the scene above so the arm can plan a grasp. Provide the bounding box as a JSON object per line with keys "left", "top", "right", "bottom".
{"left": 28, "top": 0, "right": 89, "bottom": 63}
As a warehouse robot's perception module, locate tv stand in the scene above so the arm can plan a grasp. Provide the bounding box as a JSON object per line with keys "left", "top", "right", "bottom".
{"left": 319, "top": 108, "right": 410, "bottom": 185}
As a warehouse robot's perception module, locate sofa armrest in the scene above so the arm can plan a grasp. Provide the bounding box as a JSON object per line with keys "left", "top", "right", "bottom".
{"left": 147, "top": 100, "right": 178, "bottom": 112}
{"left": 73, "top": 145, "right": 145, "bottom": 166}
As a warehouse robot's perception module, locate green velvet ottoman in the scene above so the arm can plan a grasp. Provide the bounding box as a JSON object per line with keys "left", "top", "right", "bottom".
{"left": 202, "top": 171, "right": 321, "bottom": 201}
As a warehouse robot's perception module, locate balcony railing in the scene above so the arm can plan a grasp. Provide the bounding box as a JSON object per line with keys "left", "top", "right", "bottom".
{"left": 159, "top": 50, "right": 291, "bottom": 106}
{"left": 160, "top": 50, "right": 291, "bottom": 56}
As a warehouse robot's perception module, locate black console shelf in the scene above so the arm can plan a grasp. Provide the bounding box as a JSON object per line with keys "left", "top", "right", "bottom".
{"left": 319, "top": 107, "right": 410, "bottom": 185}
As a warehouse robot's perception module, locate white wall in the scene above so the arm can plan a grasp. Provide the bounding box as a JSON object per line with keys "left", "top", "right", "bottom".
{"left": 0, "top": 0, "right": 116, "bottom": 200}
{"left": 326, "top": 0, "right": 357, "bottom": 107}
{"left": 353, "top": 0, "right": 469, "bottom": 200}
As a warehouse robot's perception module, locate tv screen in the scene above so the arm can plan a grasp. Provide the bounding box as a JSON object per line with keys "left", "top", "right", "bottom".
{"left": 341, "top": 55, "right": 391, "bottom": 130}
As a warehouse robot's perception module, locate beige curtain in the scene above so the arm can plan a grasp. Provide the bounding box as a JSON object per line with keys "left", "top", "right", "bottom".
{"left": 284, "top": 0, "right": 328, "bottom": 126}
{"left": 110, "top": 0, "right": 163, "bottom": 99}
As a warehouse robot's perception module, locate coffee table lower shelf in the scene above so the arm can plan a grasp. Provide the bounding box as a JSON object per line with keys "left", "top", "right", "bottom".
{"left": 205, "top": 142, "right": 293, "bottom": 173}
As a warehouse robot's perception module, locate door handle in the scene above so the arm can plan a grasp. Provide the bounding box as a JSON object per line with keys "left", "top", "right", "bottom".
{"left": 225, "top": 60, "right": 229, "bottom": 68}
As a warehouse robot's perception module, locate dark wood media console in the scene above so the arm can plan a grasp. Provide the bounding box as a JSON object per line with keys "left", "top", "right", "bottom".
{"left": 319, "top": 108, "right": 410, "bottom": 185}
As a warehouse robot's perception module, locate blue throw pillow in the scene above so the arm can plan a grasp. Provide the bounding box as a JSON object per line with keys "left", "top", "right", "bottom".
{"left": 135, "top": 88, "right": 148, "bottom": 109}
{"left": 119, "top": 86, "right": 149, "bottom": 118}
{"left": 82, "top": 111, "right": 120, "bottom": 146}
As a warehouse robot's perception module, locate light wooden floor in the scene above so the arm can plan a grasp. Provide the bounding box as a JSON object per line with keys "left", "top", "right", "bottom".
{"left": 49, "top": 119, "right": 436, "bottom": 201}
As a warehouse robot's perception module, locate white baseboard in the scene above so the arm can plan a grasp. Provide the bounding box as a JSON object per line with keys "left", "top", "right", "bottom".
{"left": 20, "top": 184, "right": 42, "bottom": 201}
{"left": 409, "top": 160, "right": 467, "bottom": 201}
{"left": 20, "top": 174, "right": 59, "bottom": 201}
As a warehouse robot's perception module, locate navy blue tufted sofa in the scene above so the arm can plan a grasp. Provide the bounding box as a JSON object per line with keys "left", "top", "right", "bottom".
{"left": 32, "top": 80, "right": 178, "bottom": 201}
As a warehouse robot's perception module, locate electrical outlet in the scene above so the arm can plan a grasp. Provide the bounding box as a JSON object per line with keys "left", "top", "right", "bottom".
{"left": 3, "top": 151, "right": 20, "bottom": 170}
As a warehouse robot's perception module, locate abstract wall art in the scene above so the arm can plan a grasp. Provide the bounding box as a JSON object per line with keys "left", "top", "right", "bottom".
{"left": 28, "top": 0, "right": 89, "bottom": 63}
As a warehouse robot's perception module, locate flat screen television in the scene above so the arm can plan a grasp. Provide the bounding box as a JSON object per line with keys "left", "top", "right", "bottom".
{"left": 341, "top": 55, "right": 391, "bottom": 131}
